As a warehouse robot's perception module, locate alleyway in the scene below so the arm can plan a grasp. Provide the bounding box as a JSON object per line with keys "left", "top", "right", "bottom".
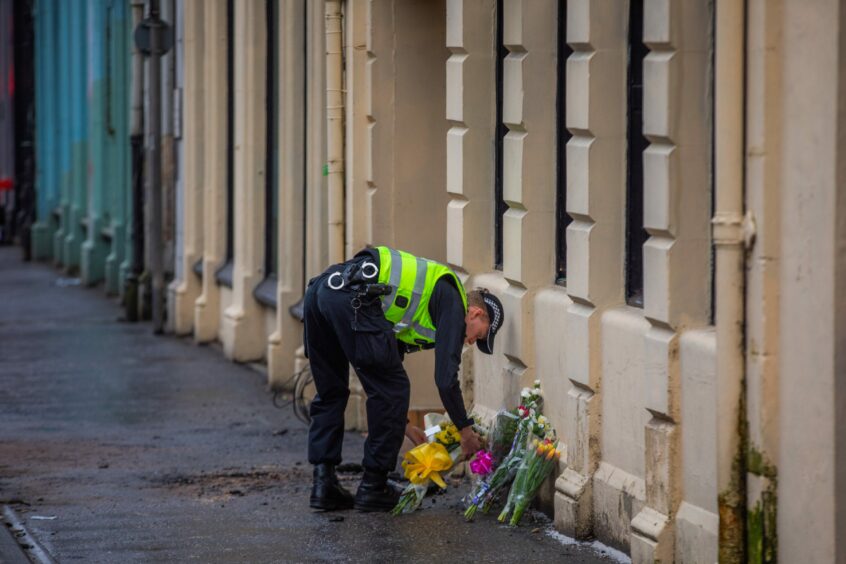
{"left": 0, "top": 248, "right": 619, "bottom": 563}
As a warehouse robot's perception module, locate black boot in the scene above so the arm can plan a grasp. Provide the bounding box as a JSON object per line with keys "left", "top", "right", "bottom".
{"left": 353, "top": 469, "right": 402, "bottom": 512}
{"left": 310, "top": 463, "right": 354, "bottom": 511}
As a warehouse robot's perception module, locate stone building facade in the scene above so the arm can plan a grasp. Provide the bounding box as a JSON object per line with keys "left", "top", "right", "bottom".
{"left": 142, "top": 0, "right": 846, "bottom": 561}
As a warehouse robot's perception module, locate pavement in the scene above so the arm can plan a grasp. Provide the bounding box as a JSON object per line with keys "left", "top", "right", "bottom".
{"left": 0, "top": 246, "right": 621, "bottom": 563}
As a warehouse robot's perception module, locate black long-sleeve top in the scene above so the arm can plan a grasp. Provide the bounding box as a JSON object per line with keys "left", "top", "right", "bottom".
{"left": 427, "top": 277, "right": 472, "bottom": 429}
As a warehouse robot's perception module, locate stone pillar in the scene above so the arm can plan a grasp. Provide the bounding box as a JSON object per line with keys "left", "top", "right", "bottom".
{"left": 220, "top": 0, "right": 268, "bottom": 362}
{"left": 498, "top": 0, "right": 557, "bottom": 424}
{"left": 630, "top": 1, "right": 712, "bottom": 561}
{"left": 304, "top": 0, "right": 327, "bottom": 280}
{"left": 555, "top": 0, "right": 627, "bottom": 540}
{"left": 445, "top": 0, "right": 498, "bottom": 416}
{"left": 267, "top": 0, "right": 306, "bottom": 388}
{"left": 53, "top": 0, "right": 72, "bottom": 267}
{"left": 169, "top": 0, "right": 205, "bottom": 335}
{"left": 104, "top": 0, "right": 131, "bottom": 296}
{"left": 82, "top": 0, "right": 108, "bottom": 286}
{"left": 778, "top": 0, "right": 846, "bottom": 560}
{"left": 744, "top": 0, "right": 783, "bottom": 560}
{"left": 445, "top": 0, "right": 496, "bottom": 276}
{"left": 194, "top": 0, "right": 227, "bottom": 343}
{"left": 63, "top": 3, "right": 88, "bottom": 273}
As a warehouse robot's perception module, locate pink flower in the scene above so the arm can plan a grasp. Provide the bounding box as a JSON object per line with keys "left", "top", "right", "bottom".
{"left": 469, "top": 450, "right": 494, "bottom": 476}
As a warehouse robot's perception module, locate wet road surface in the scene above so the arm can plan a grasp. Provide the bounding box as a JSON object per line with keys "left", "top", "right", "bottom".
{"left": 0, "top": 247, "right": 620, "bottom": 563}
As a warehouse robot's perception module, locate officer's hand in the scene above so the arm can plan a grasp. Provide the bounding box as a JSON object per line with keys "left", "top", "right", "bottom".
{"left": 460, "top": 426, "right": 482, "bottom": 459}
{"left": 405, "top": 424, "right": 427, "bottom": 446}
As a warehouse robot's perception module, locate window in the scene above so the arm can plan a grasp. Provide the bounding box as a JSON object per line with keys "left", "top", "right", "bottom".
{"left": 216, "top": 0, "right": 235, "bottom": 286}
{"left": 625, "top": 0, "right": 648, "bottom": 306}
{"left": 255, "top": 0, "right": 279, "bottom": 308}
{"left": 493, "top": 0, "right": 507, "bottom": 271}
{"left": 265, "top": 0, "right": 279, "bottom": 278}
{"left": 555, "top": 0, "right": 572, "bottom": 285}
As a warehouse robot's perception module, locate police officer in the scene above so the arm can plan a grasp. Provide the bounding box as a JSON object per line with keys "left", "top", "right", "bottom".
{"left": 305, "top": 246, "right": 504, "bottom": 512}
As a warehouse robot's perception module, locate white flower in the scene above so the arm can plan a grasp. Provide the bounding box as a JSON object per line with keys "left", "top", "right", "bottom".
{"left": 521, "top": 388, "right": 531, "bottom": 398}
{"left": 533, "top": 379, "right": 541, "bottom": 387}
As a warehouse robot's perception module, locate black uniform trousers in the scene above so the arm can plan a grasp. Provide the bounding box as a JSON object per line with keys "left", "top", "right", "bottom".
{"left": 304, "top": 262, "right": 410, "bottom": 474}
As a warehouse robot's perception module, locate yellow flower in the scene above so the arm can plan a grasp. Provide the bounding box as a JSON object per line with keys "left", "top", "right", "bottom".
{"left": 402, "top": 442, "right": 454, "bottom": 488}
{"left": 435, "top": 423, "right": 461, "bottom": 446}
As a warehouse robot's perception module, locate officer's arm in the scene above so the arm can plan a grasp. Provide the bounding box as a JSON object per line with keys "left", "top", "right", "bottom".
{"left": 430, "top": 279, "right": 473, "bottom": 430}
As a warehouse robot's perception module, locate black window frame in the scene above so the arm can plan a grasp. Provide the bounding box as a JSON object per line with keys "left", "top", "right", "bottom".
{"left": 625, "top": 0, "right": 648, "bottom": 307}
{"left": 216, "top": 0, "right": 236, "bottom": 288}
{"left": 493, "top": 0, "right": 507, "bottom": 271}
{"left": 255, "top": 0, "right": 279, "bottom": 308}
{"left": 555, "top": 0, "right": 573, "bottom": 286}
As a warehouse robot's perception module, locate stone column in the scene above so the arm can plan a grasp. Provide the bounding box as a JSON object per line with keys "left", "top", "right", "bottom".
{"left": 778, "top": 0, "right": 846, "bottom": 560}
{"left": 267, "top": 0, "right": 306, "bottom": 388}
{"left": 743, "top": 0, "right": 783, "bottom": 559}
{"left": 445, "top": 0, "right": 496, "bottom": 277}
{"left": 630, "top": 1, "right": 712, "bottom": 561}
{"left": 220, "top": 0, "right": 268, "bottom": 362}
{"left": 169, "top": 0, "right": 205, "bottom": 335}
{"left": 81, "top": 0, "right": 108, "bottom": 286}
{"left": 554, "top": 0, "right": 627, "bottom": 540}
{"left": 193, "top": 0, "right": 228, "bottom": 343}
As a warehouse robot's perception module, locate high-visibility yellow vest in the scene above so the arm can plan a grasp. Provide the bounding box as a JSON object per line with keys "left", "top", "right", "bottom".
{"left": 375, "top": 246, "right": 468, "bottom": 346}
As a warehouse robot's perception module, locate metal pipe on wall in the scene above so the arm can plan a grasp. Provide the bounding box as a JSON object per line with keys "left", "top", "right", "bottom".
{"left": 148, "top": 0, "right": 165, "bottom": 333}
{"left": 324, "top": 0, "right": 344, "bottom": 263}
{"left": 713, "top": 0, "right": 748, "bottom": 561}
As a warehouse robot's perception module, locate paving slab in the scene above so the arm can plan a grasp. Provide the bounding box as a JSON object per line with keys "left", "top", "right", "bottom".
{"left": 0, "top": 247, "right": 622, "bottom": 563}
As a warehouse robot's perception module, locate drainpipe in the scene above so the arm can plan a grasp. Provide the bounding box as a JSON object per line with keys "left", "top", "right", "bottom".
{"left": 713, "top": 0, "right": 749, "bottom": 561}
{"left": 325, "top": 0, "right": 344, "bottom": 263}
{"left": 126, "top": 0, "right": 145, "bottom": 322}
{"left": 147, "top": 0, "right": 165, "bottom": 334}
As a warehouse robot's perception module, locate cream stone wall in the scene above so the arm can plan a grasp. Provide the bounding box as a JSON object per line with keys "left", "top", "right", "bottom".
{"left": 341, "top": 0, "right": 451, "bottom": 416}
{"left": 448, "top": 0, "right": 717, "bottom": 560}
{"left": 166, "top": 3, "right": 846, "bottom": 560}
{"left": 777, "top": 0, "right": 846, "bottom": 561}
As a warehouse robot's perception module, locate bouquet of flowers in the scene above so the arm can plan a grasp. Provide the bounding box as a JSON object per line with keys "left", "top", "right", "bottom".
{"left": 498, "top": 438, "right": 561, "bottom": 526}
{"left": 464, "top": 381, "right": 550, "bottom": 520}
{"left": 392, "top": 414, "right": 462, "bottom": 515}
{"left": 488, "top": 410, "right": 520, "bottom": 465}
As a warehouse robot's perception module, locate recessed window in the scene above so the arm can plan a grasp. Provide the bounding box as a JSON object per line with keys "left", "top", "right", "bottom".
{"left": 625, "top": 0, "right": 648, "bottom": 307}
{"left": 225, "top": 0, "right": 235, "bottom": 264}
{"left": 265, "top": 0, "right": 279, "bottom": 279}
{"left": 493, "top": 0, "right": 507, "bottom": 271}
{"left": 555, "top": 0, "right": 572, "bottom": 286}
{"left": 216, "top": 0, "right": 235, "bottom": 287}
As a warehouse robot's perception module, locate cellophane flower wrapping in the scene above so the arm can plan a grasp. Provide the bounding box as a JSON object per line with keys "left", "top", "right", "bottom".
{"left": 392, "top": 413, "right": 462, "bottom": 515}
{"left": 464, "top": 381, "right": 551, "bottom": 521}
{"left": 497, "top": 438, "right": 561, "bottom": 526}
{"left": 488, "top": 410, "right": 520, "bottom": 465}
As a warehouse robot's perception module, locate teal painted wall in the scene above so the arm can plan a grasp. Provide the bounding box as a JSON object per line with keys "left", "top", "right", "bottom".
{"left": 33, "top": 0, "right": 131, "bottom": 291}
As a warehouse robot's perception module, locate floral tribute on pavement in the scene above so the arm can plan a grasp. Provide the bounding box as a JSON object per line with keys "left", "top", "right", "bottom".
{"left": 391, "top": 413, "right": 463, "bottom": 515}
{"left": 392, "top": 381, "right": 561, "bottom": 527}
